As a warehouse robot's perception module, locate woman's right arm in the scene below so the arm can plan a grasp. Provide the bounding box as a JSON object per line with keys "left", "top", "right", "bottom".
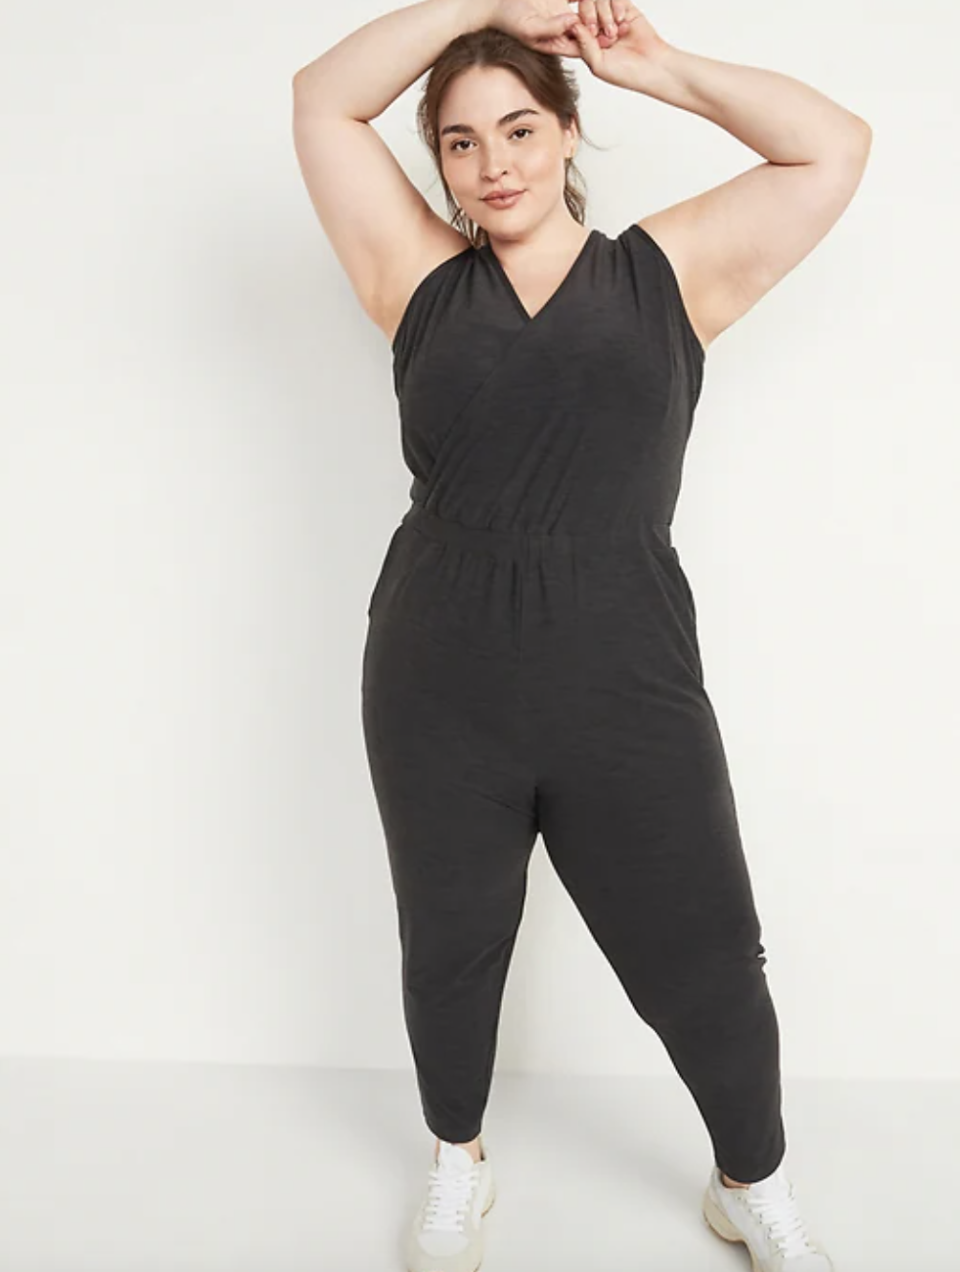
{"left": 292, "top": 0, "right": 498, "bottom": 335}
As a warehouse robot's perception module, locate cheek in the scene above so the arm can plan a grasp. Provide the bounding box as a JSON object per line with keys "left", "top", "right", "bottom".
{"left": 525, "top": 149, "right": 564, "bottom": 181}
{"left": 442, "top": 164, "right": 465, "bottom": 195}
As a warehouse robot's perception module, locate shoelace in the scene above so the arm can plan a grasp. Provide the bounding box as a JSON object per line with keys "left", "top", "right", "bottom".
{"left": 741, "top": 1180, "right": 818, "bottom": 1259}
{"left": 422, "top": 1161, "right": 479, "bottom": 1232}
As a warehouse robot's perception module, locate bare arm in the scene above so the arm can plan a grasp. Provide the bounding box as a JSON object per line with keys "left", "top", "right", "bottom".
{"left": 293, "top": 0, "right": 494, "bottom": 121}
{"left": 292, "top": 0, "right": 499, "bottom": 333}
{"left": 621, "top": 44, "right": 870, "bottom": 164}
{"left": 613, "top": 41, "right": 872, "bottom": 348}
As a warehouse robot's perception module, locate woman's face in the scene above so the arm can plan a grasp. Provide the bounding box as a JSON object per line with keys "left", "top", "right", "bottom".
{"left": 437, "top": 66, "right": 577, "bottom": 237}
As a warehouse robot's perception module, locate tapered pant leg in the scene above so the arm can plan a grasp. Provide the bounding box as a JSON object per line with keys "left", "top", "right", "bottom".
{"left": 362, "top": 547, "right": 538, "bottom": 1143}
{"left": 528, "top": 546, "right": 787, "bottom": 1184}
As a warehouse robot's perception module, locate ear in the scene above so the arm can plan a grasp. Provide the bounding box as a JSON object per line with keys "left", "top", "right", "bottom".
{"left": 565, "top": 120, "right": 581, "bottom": 160}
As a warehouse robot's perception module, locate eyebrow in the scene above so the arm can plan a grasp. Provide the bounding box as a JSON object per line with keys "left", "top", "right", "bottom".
{"left": 439, "top": 108, "right": 541, "bottom": 138}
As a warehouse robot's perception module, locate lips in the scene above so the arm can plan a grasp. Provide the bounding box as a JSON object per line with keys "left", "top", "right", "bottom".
{"left": 483, "top": 191, "right": 525, "bottom": 211}
{"left": 484, "top": 190, "right": 523, "bottom": 201}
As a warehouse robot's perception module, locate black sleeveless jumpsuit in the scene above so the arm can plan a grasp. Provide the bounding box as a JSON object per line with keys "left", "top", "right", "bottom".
{"left": 361, "top": 222, "right": 786, "bottom": 1184}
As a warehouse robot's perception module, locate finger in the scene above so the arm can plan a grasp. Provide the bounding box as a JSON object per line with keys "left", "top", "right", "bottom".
{"left": 542, "top": 27, "right": 581, "bottom": 56}
{"left": 535, "top": 21, "right": 581, "bottom": 55}
{"left": 556, "top": 35, "right": 584, "bottom": 60}
{"left": 533, "top": 9, "right": 578, "bottom": 34}
{"left": 542, "top": 11, "right": 577, "bottom": 32}
{"left": 570, "top": 20, "right": 599, "bottom": 63}
{"left": 612, "top": 3, "right": 634, "bottom": 32}
{"left": 596, "top": 0, "right": 618, "bottom": 39}
{"left": 579, "top": 0, "right": 600, "bottom": 39}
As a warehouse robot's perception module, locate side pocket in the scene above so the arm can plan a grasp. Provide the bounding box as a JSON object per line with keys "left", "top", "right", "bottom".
{"left": 673, "top": 551, "right": 698, "bottom": 629}
{"left": 367, "top": 525, "right": 402, "bottom": 618}
{"left": 651, "top": 547, "right": 703, "bottom": 682}
{"left": 651, "top": 547, "right": 696, "bottom": 625}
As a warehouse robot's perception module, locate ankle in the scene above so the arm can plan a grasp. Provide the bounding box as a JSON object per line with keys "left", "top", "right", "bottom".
{"left": 721, "top": 1171, "right": 750, "bottom": 1189}
{"left": 435, "top": 1135, "right": 483, "bottom": 1164}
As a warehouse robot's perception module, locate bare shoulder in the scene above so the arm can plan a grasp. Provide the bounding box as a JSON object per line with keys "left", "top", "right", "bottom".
{"left": 631, "top": 213, "right": 713, "bottom": 353}
{"left": 377, "top": 217, "right": 472, "bottom": 348}
{"left": 631, "top": 143, "right": 870, "bottom": 351}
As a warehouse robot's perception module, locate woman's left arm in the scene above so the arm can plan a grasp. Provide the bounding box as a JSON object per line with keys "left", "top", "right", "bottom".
{"left": 566, "top": 4, "right": 873, "bottom": 348}
{"left": 616, "top": 44, "right": 870, "bottom": 161}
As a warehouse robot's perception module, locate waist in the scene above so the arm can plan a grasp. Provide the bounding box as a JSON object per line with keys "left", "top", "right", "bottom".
{"left": 400, "top": 501, "right": 673, "bottom": 553}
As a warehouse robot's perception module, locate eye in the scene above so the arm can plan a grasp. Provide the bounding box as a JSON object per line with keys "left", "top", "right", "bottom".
{"left": 449, "top": 126, "right": 534, "bottom": 153}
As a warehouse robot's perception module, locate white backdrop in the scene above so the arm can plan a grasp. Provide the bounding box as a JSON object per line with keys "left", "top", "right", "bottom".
{"left": 1, "top": 0, "right": 956, "bottom": 1082}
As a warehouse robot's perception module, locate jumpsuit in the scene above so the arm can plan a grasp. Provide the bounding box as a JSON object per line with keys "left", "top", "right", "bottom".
{"left": 360, "top": 222, "right": 787, "bottom": 1185}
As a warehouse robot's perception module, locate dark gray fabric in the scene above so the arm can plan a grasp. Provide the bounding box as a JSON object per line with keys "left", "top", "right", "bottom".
{"left": 361, "top": 224, "right": 786, "bottom": 1183}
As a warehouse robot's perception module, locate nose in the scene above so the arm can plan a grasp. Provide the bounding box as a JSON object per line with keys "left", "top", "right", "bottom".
{"left": 480, "top": 147, "right": 510, "bottom": 184}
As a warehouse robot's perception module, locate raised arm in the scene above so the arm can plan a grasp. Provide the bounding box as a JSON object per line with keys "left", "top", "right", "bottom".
{"left": 292, "top": 0, "right": 496, "bottom": 332}
{"left": 562, "top": 8, "right": 872, "bottom": 350}
{"left": 633, "top": 44, "right": 872, "bottom": 350}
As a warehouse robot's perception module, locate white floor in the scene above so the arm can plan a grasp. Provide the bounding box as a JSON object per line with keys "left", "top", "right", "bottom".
{"left": 0, "top": 1059, "right": 953, "bottom": 1271}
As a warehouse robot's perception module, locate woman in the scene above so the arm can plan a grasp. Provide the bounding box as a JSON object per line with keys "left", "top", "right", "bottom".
{"left": 293, "top": 3, "right": 870, "bottom": 1269}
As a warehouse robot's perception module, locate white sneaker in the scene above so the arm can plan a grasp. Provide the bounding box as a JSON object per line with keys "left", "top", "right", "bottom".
{"left": 702, "top": 1161, "right": 835, "bottom": 1271}
{"left": 404, "top": 1140, "right": 496, "bottom": 1272}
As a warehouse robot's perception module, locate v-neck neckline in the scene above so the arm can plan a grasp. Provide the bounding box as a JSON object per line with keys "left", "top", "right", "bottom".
{"left": 483, "top": 228, "right": 598, "bottom": 326}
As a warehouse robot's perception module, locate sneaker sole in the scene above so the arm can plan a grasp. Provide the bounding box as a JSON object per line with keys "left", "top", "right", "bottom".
{"left": 406, "top": 1177, "right": 497, "bottom": 1272}
{"left": 702, "top": 1187, "right": 761, "bottom": 1272}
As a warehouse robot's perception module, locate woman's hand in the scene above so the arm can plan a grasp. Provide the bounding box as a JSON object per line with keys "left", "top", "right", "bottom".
{"left": 485, "top": 0, "right": 582, "bottom": 52}
{"left": 488, "top": 1, "right": 671, "bottom": 88}
{"left": 565, "top": 2, "right": 672, "bottom": 86}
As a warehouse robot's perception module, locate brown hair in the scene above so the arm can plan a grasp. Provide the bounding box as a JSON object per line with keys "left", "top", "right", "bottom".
{"left": 415, "top": 26, "right": 599, "bottom": 249}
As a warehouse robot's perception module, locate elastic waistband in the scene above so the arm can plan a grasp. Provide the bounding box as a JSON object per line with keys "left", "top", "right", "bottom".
{"left": 400, "top": 501, "right": 672, "bottom": 552}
